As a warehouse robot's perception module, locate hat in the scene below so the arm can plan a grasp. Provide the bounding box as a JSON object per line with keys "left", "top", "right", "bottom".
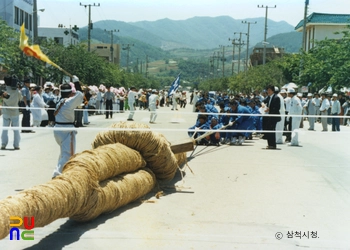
{"left": 280, "top": 89, "right": 287, "bottom": 94}
{"left": 307, "top": 93, "right": 313, "bottom": 97}
{"left": 72, "top": 75, "right": 79, "bottom": 83}
{"left": 333, "top": 93, "right": 338, "bottom": 97}
{"left": 152, "top": 89, "right": 157, "bottom": 93}
{"left": 297, "top": 93, "right": 302, "bottom": 97}
{"left": 45, "top": 82, "right": 53, "bottom": 87}
{"left": 274, "top": 86, "right": 279, "bottom": 92}
{"left": 287, "top": 88, "right": 295, "bottom": 93}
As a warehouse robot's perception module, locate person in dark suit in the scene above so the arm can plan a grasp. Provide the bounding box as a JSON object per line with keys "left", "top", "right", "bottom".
{"left": 262, "top": 85, "right": 281, "bottom": 149}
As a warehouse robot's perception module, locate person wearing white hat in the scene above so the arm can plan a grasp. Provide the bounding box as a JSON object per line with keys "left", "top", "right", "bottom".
{"left": 148, "top": 89, "right": 159, "bottom": 123}
{"left": 319, "top": 93, "right": 330, "bottom": 131}
{"left": 53, "top": 81, "right": 83, "bottom": 178}
{"left": 287, "top": 88, "right": 302, "bottom": 146}
{"left": 304, "top": 93, "right": 317, "bottom": 130}
{"left": 331, "top": 93, "right": 341, "bottom": 131}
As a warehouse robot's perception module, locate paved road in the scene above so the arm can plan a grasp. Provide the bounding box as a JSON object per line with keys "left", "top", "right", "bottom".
{"left": 0, "top": 103, "right": 349, "bottom": 249}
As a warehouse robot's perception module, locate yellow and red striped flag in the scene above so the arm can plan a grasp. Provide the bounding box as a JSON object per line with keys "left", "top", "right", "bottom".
{"left": 19, "top": 24, "right": 61, "bottom": 70}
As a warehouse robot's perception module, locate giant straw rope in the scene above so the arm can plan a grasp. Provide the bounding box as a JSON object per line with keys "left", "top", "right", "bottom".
{"left": 0, "top": 122, "right": 187, "bottom": 239}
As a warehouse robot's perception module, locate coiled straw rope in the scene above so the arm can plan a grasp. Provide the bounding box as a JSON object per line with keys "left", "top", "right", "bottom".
{"left": 92, "top": 122, "right": 187, "bottom": 181}
{"left": 0, "top": 122, "right": 187, "bottom": 240}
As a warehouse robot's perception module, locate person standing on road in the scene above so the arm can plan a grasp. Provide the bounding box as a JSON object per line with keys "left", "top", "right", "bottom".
{"left": 304, "top": 93, "right": 316, "bottom": 131}
{"left": 127, "top": 87, "right": 138, "bottom": 121}
{"left": 53, "top": 81, "right": 83, "bottom": 178}
{"left": 262, "top": 85, "right": 281, "bottom": 149}
{"left": 331, "top": 93, "right": 341, "bottom": 131}
{"left": 320, "top": 93, "right": 330, "bottom": 131}
{"left": 31, "top": 86, "right": 49, "bottom": 127}
{"left": 192, "top": 90, "right": 199, "bottom": 112}
{"left": 104, "top": 86, "right": 115, "bottom": 119}
{"left": 1, "top": 79, "right": 22, "bottom": 150}
{"left": 275, "top": 87, "right": 286, "bottom": 144}
{"left": 20, "top": 78, "right": 34, "bottom": 133}
{"left": 149, "top": 89, "right": 160, "bottom": 123}
{"left": 287, "top": 89, "right": 302, "bottom": 146}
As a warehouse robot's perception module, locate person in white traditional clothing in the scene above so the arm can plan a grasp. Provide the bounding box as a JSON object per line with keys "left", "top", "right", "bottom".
{"left": 319, "top": 93, "right": 330, "bottom": 131}
{"left": 52, "top": 81, "right": 83, "bottom": 178}
{"left": 287, "top": 88, "right": 302, "bottom": 146}
{"left": 192, "top": 90, "right": 199, "bottom": 112}
{"left": 127, "top": 87, "right": 138, "bottom": 121}
{"left": 171, "top": 91, "right": 178, "bottom": 111}
{"left": 1, "top": 77, "right": 22, "bottom": 150}
{"left": 149, "top": 89, "right": 160, "bottom": 123}
{"left": 31, "top": 86, "right": 49, "bottom": 127}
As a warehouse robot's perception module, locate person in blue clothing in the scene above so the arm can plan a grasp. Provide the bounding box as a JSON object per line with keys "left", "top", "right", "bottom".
{"left": 218, "top": 103, "right": 231, "bottom": 142}
{"left": 196, "top": 103, "right": 218, "bottom": 126}
{"left": 188, "top": 115, "right": 210, "bottom": 145}
{"left": 248, "top": 99, "right": 262, "bottom": 139}
{"left": 224, "top": 100, "right": 254, "bottom": 145}
{"left": 207, "top": 117, "right": 222, "bottom": 146}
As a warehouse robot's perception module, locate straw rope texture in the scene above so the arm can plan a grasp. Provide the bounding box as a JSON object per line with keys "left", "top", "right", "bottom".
{"left": 0, "top": 122, "right": 187, "bottom": 240}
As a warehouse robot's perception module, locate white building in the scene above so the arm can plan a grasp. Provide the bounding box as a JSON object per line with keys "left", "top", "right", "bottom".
{"left": 295, "top": 12, "right": 350, "bottom": 51}
{"left": 38, "top": 27, "right": 79, "bottom": 46}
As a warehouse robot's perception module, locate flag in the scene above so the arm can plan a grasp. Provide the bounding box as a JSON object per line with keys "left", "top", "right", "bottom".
{"left": 168, "top": 74, "right": 180, "bottom": 97}
{"left": 19, "top": 24, "right": 61, "bottom": 70}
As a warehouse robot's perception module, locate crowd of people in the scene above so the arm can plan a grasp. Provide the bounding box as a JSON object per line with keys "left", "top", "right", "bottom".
{"left": 1, "top": 76, "right": 350, "bottom": 177}
{"left": 188, "top": 86, "right": 350, "bottom": 149}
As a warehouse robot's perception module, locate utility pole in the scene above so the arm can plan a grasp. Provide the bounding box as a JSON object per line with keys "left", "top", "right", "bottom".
{"left": 302, "top": 0, "right": 309, "bottom": 51}
{"left": 219, "top": 45, "right": 226, "bottom": 77}
{"left": 145, "top": 55, "right": 149, "bottom": 78}
{"left": 229, "top": 38, "right": 238, "bottom": 75}
{"left": 258, "top": 4, "right": 276, "bottom": 65}
{"left": 234, "top": 32, "right": 247, "bottom": 74}
{"left": 80, "top": 2, "right": 100, "bottom": 52}
{"left": 33, "top": 0, "right": 38, "bottom": 42}
{"left": 122, "top": 44, "right": 134, "bottom": 72}
{"left": 105, "top": 29, "right": 119, "bottom": 63}
{"left": 32, "top": 0, "right": 45, "bottom": 43}
{"left": 242, "top": 21, "right": 257, "bottom": 72}
{"left": 216, "top": 51, "right": 220, "bottom": 77}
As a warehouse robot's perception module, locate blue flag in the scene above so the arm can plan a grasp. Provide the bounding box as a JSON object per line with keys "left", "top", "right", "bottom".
{"left": 168, "top": 74, "right": 180, "bottom": 97}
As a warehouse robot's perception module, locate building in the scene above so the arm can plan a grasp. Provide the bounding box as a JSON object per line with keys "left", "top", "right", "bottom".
{"left": 0, "top": 0, "right": 40, "bottom": 38}
{"left": 250, "top": 46, "right": 285, "bottom": 66}
{"left": 91, "top": 44, "right": 121, "bottom": 65}
{"left": 38, "top": 27, "right": 79, "bottom": 46}
{"left": 295, "top": 12, "right": 350, "bottom": 51}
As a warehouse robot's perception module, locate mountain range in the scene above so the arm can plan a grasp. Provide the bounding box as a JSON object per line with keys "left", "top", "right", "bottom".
{"left": 78, "top": 16, "right": 302, "bottom": 65}
{"left": 89, "top": 16, "right": 299, "bottom": 50}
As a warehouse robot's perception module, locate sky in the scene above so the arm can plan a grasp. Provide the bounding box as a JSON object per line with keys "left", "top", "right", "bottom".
{"left": 38, "top": 0, "right": 350, "bottom": 29}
